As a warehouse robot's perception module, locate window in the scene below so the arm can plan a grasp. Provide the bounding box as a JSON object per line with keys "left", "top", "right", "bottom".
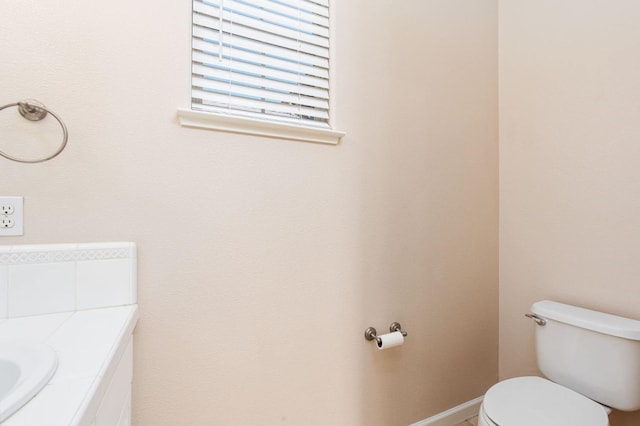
{"left": 178, "top": 0, "right": 344, "bottom": 144}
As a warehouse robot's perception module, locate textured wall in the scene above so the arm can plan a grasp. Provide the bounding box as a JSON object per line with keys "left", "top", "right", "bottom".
{"left": 499, "top": 1, "right": 640, "bottom": 424}
{"left": 0, "top": 1, "right": 498, "bottom": 424}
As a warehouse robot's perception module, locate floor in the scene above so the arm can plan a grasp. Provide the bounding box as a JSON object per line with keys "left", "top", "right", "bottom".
{"left": 455, "top": 415, "right": 479, "bottom": 426}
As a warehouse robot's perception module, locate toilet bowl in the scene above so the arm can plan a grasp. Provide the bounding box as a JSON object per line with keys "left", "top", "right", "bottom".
{"left": 478, "top": 300, "right": 640, "bottom": 426}
{"left": 478, "top": 376, "right": 609, "bottom": 426}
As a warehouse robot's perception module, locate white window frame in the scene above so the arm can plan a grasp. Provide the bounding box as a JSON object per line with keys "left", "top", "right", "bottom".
{"left": 177, "top": 0, "right": 344, "bottom": 145}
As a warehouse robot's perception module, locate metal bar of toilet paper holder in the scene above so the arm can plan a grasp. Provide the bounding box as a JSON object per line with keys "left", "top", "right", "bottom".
{"left": 364, "top": 322, "right": 407, "bottom": 345}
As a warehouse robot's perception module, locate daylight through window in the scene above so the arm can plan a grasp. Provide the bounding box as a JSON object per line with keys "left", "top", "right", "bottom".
{"left": 191, "top": 0, "right": 331, "bottom": 129}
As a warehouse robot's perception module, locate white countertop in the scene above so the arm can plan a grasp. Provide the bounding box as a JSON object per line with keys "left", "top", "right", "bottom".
{"left": 0, "top": 305, "right": 138, "bottom": 425}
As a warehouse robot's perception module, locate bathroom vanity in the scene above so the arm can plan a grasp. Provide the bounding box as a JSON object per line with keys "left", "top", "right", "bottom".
{"left": 0, "top": 242, "right": 138, "bottom": 425}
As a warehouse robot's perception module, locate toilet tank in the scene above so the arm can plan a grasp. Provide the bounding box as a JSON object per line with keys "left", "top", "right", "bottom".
{"left": 530, "top": 300, "right": 640, "bottom": 411}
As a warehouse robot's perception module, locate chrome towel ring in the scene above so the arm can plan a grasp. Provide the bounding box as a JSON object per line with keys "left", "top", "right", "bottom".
{"left": 0, "top": 99, "right": 68, "bottom": 163}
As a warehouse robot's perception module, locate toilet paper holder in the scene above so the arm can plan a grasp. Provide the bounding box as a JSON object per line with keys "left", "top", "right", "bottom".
{"left": 364, "top": 322, "right": 408, "bottom": 344}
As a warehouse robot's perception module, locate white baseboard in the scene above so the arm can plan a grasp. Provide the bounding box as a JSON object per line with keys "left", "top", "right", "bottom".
{"left": 409, "top": 396, "right": 483, "bottom": 426}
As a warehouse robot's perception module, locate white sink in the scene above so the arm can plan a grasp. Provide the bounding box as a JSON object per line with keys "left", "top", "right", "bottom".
{"left": 0, "top": 339, "right": 58, "bottom": 422}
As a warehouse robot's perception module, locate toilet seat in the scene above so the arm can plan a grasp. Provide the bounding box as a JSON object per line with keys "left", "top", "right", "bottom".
{"left": 482, "top": 376, "right": 609, "bottom": 426}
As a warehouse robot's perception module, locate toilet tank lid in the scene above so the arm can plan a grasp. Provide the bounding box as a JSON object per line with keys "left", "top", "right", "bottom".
{"left": 532, "top": 300, "right": 640, "bottom": 341}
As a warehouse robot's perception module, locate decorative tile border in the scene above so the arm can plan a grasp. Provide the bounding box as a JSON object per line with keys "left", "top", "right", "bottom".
{"left": 0, "top": 243, "right": 135, "bottom": 266}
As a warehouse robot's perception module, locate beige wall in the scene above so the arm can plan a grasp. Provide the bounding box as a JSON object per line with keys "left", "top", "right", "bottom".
{"left": 499, "top": 1, "right": 640, "bottom": 425}
{"left": 1, "top": 1, "right": 498, "bottom": 425}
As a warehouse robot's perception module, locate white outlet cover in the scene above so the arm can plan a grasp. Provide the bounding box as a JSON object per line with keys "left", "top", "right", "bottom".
{"left": 0, "top": 196, "right": 23, "bottom": 236}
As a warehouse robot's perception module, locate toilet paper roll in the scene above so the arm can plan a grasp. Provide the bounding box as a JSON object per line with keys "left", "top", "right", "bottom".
{"left": 376, "top": 331, "right": 404, "bottom": 350}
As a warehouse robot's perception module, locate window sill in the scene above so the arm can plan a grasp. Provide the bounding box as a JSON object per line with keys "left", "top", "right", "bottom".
{"left": 176, "top": 108, "right": 345, "bottom": 145}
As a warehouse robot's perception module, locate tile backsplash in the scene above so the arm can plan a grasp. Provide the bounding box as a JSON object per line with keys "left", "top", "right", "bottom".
{"left": 0, "top": 242, "right": 136, "bottom": 318}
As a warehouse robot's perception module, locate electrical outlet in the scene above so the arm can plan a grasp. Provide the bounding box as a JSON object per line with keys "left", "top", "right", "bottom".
{"left": 1, "top": 216, "right": 14, "bottom": 228}
{"left": 0, "top": 197, "right": 23, "bottom": 236}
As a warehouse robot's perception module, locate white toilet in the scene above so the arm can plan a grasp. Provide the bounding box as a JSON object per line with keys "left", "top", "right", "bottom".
{"left": 479, "top": 300, "right": 640, "bottom": 426}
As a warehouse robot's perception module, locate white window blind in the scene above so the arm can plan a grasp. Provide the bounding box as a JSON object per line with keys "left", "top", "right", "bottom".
{"left": 191, "top": 0, "right": 331, "bottom": 129}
